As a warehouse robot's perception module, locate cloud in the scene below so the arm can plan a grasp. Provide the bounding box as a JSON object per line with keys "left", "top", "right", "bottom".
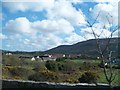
{"left": 3, "top": 0, "right": 86, "bottom": 26}
{"left": 3, "top": 1, "right": 118, "bottom": 51}
{"left": 46, "top": 0, "right": 86, "bottom": 26}
{"left": 5, "top": 17, "right": 36, "bottom": 36}
{"left": 0, "top": 33, "right": 7, "bottom": 39}
{"left": 92, "top": 0, "right": 119, "bottom": 3}
{"left": 3, "top": 0, "right": 54, "bottom": 12}
{"left": 64, "top": 33, "right": 85, "bottom": 45}
{"left": 32, "top": 19, "right": 74, "bottom": 35}
{"left": 91, "top": 2, "right": 118, "bottom": 25}
{"left": 81, "top": 26, "right": 111, "bottom": 39}
{"left": 2, "top": 0, "right": 52, "bottom": 2}
{"left": 4, "top": 17, "right": 77, "bottom": 51}
{"left": 5, "top": 17, "right": 74, "bottom": 35}
{"left": 0, "top": 13, "right": 3, "bottom": 20}
{"left": 85, "top": 0, "right": 119, "bottom": 39}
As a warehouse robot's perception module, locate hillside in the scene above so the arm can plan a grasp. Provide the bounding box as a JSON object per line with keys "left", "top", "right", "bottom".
{"left": 1, "top": 38, "right": 119, "bottom": 57}
{"left": 45, "top": 38, "right": 120, "bottom": 57}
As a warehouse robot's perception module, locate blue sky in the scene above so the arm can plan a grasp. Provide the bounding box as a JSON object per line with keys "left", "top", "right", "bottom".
{"left": 0, "top": 0, "right": 119, "bottom": 51}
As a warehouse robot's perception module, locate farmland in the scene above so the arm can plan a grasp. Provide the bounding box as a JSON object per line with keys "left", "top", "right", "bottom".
{"left": 1, "top": 53, "right": 120, "bottom": 85}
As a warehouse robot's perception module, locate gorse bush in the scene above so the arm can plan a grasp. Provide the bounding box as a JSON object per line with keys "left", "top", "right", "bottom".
{"left": 61, "top": 61, "right": 76, "bottom": 73}
{"left": 45, "top": 60, "right": 76, "bottom": 73}
{"left": 32, "top": 61, "right": 46, "bottom": 71}
{"left": 28, "top": 70, "right": 59, "bottom": 82}
{"left": 78, "top": 71, "right": 100, "bottom": 84}
{"left": 79, "top": 61, "right": 98, "bottom": 70}
{"left": 65, "top": 78, "right": 79, "bottom": 83}
{"left": 45, "top": 61, "right": 58, "bottom": 71}
{"left": 2, "top": 55, "right": 21, "bottom": 66}
{"left": 12, "top": 76, "right": 22, "bottom": 80}
{"left": 2, "top": 66, "right": 34, "bottom": 80}
{"left": 10, "top": 67, "right": 28, "bottom": 76}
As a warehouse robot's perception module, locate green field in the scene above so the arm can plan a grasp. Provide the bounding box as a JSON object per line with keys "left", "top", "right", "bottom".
{"left": 2, "top": 53, "right": 120, "bottom": 85}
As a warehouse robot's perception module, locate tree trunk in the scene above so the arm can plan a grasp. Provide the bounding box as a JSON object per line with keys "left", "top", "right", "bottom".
{"left": 109, "top": 82, "right": 113, "bottom": 90}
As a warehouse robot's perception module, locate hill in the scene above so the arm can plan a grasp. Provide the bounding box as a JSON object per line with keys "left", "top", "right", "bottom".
{"left": 45, "top": 38, "right": 120, "bottom": 57}
{"left": 1, "top": 38, "right": 119, "bottom": 57}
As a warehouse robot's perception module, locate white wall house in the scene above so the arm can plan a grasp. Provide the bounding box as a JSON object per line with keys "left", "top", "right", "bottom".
{"left": 31, "top": 57, "right": 36, "bottom": 61}
{"left": 6, "top": 53, "right": 12, "bottom": 55}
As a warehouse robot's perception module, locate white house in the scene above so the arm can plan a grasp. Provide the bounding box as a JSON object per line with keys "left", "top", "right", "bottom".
{"left": 6, "top": 53, "right": 12, "bottom": 55}
{"left": 36, "top": 56, "right": 40, "bottom": 59}
{"left": 31, "top": 57, "right": 35, "bottom": 61}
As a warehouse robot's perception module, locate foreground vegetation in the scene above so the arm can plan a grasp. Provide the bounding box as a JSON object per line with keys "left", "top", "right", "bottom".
{"left": 2, "top": 53, "right": 120, "bottom": 85}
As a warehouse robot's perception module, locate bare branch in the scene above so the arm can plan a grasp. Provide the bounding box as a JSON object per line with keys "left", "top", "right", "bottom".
{"left": 85, "top": 11, "right": 118, "bottom": 86}
{"left": 91, "top": 11, "right": 101, "bottom": 26}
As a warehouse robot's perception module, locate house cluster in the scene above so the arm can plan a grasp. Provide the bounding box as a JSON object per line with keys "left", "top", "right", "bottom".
{"left": 5, "top": 53, "right": 12, "bottom": 56}
{"left": 51, "top": 54, "right": 81, "bottom": 59}
{"left": 18, "top": 54, "right": 82, "bottom": 61}
{"left": 19, "top": 54, "right": 53, "bottom": 61}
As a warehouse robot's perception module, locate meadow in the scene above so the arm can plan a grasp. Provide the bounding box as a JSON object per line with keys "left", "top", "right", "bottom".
{"left": 2, "top": 53, "right": 120, "bottom": 85}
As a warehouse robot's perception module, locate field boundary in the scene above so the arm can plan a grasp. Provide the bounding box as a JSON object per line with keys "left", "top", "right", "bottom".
{"left": 1, "top": 79, "right": 120, "bottom": 89}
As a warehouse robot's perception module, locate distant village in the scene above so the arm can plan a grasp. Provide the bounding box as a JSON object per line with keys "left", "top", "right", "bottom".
{"left": 5, "top": 52, "right": 82, "bottom": 61}
{"left": 5, "top": 52, "right": 120, "bottom": 65}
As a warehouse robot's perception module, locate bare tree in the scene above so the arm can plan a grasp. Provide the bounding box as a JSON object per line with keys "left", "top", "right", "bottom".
{"left": 84, "top": 11, "right": 119, "bottom": 88}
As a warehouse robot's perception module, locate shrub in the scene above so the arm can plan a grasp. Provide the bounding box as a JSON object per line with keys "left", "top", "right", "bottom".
{"left": 2, "top": 66, "right": 34, "bottom": 80}
{"left": 64, "top": 61, "right": 75, "bottom": 71}
{"left": 28, "top": 70, "right": 58, "bottom": 82}
{"left": 32, "top": 61, "right": 46, "bottom": 72}
{"left": 56, "top": 57, "right": 66, "bottom": 61}
{"left": 45, "top": 61, "right": 58, "bottom": 71}
{"left": 65, "top": 78, "right": 79, "bottom": 83}
{"left": 79, "top": 61, "right": 98, "bottom": 70}
{"left": 2, "top": 55, "right": 21, "bottom": 66}
{"left": 9, "top": 67, "right": 34, "bottom": 79}
{"left": 10, "top": 67, "right": 27, "bottom": 76}
{"left": 12, "top": 76, "right": 22, "bottom": 80}
{"left": 57, "top": 63, "right": 64, "bottom": 71}
{"left": 2, "top": 66, "right": 15, "bottom": 78}
{"left": 78, "top": 71, "right": 100, "bottom": 84}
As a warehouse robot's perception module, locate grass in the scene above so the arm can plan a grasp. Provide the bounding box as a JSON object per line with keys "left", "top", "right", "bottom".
{"left": 98, "top": 69, "right": 120, "bottom": 85}
{"left": 71, "top": 59, "right": 100, "bottom": 64}
{"left": 2, "top": 54, "right": 120, "bottom": 85}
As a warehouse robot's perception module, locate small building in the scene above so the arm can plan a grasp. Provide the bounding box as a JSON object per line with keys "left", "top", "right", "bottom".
{"left": 63, "top": 54, "right": 66, "bottom": 57}
{"left": 31, "top": 57, "right": 36, "bottom": 61}
{"left": 36, "top": 56, "right": 40, "bottom": 59}
{"left": 6, "top": 53, "right": 12, "bottom": 55}
{"left": 97, "top": 57, "right": 100, "bottom": 59}
{"left": 19, "top": 54, "right": 55, "bottom": 61}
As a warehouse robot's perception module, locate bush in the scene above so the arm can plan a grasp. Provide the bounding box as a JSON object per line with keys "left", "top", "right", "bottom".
{"left": 65, "top": 78, "right": 79, "bottom": 83}
{"left": 79, "top": 61, "right": 98, "bottom": 70}
{"left": 78, "top": 71, "right": 100, "bottom": 84}
{"left": 2, "top": 55, "right": 21, "bottom": 66}
{"left": 45, "top": 61, "right": 58, "bottom": 71}
{"left": 28, "top": 70, "right": 59, "bottom": 82}
{"left": 9, "top": 67, "right": 34, "bottom": 79}
{"left": 12, "top": 76, "right": 22, "bottom": 80}
{"left": 56, "top": 57, "right": 66, "bottom": 61}
{"left": 32, "top": 61, "right": 46, "bottom": 72}
{"left": 62, "top": 61, "right": 76, "bottom": 73}
{"left": 2, "top": 66, "right": 34, "bottom": 80}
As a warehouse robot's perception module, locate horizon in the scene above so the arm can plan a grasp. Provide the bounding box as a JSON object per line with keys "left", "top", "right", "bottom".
{"left": 1, "top": 0, "right": 119, "bottom": 51}
{"left": 1, "top": 37, "right": 119, "bottom": 52}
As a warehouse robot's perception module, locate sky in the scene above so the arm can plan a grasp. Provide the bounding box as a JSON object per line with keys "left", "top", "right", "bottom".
{"left": 0, "top": 0, "right": 119, "bottom": 51}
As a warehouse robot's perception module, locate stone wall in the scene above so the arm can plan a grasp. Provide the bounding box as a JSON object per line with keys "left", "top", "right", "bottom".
{"left": 1, "top": 79, "right": 120, "bottom": 90}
